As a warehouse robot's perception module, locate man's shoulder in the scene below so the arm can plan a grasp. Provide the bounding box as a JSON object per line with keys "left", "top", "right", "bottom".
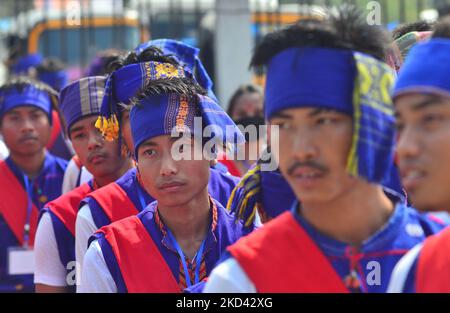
{"left": 46, "top": 152, "right": 69, "bottom": 172}
{"left": 404, "top": 205, "right": 449, "bottom": 235}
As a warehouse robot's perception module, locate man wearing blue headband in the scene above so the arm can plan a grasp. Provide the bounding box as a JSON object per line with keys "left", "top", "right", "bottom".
{"left": 33, "top": 77, "right": 133, "bottom": 293}
{"left": 388, "top": 19, "right": 450, "bottom": 293}
{"left": 0, "top": 77, "right": 68, "bottom": 292}
{"left": 204, "top": 7, "right": 446, "bottom": 293}
{"left": 74, "top": 45, "right": 240, "bottom": 275}
{"left": 79, "top": 77, "right": 249, "bottom": 293}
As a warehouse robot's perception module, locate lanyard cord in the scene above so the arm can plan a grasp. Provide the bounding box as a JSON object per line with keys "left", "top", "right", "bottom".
{"left": 22, "top": 174, "right": 33, "bottom": 248}
{"left": 166, "top": 228, "right": 206, "bottom": 288}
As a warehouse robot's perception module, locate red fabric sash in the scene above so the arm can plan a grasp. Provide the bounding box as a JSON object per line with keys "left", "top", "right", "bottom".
{"left": 0, "top": 161, "right": 39, "bottom": 246}
{"left": 417, "top": 226, "right": 450, "bottom": 293}
{"left": 88, "top": 182, "right": 138, "bottom": 223}
{"left": 98, "top": 216, "right": 181, "bottom": 292}
{"left": 228, "top": 212, "right": 349, "bottom": 293}
{"left": 218, "top": 158, "right": 241, "bottom": 177}
{"left": 46, "top": 110, "right": 61, "bottom": 150}
{"left": 46, "top": 183, "right": 92, "bottom": 236}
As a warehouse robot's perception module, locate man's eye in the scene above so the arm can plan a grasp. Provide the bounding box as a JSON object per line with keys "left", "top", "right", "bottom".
{"left": 144, "top": 149, "right": 156, "bottom": 157}
{"left": 395, "top": 121, "right": 405, "bottom": 133}
{"left": 316, "top": 117, "right": 338, "bottom": 125}
{"left": 422, "top": 114, "right": 443, "bottom": 125}
{"left": 6, "top": 114, "right": 19, "bottom": 121}
{"left": 73, "top": 133, "right": 86, "bottom": 140}
{"left": 272, "top": 121, "right": 291, "bottom": 130}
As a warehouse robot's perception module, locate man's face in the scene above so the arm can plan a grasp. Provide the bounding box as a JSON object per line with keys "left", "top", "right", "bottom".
{"left": 137, "top": 134, "right": 210, "bottom": 208}
{"left": 70, "top": 115, "right": 126, "bottom": 179}
{"left": 0, "top": 106, "right": 51, "bottom": 156}
{"left": 231, "top": 92, "right": 264, "bottom": 120}
{"left": 270, "top": 107, "right": 357, "bottom": 206}
{"left": 396, "top": 93, "right": 450, "bottom": 211}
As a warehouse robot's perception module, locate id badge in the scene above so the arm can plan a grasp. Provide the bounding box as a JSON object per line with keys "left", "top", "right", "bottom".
{"left": 7, "top": 247, "right": 35, "bottom": 275}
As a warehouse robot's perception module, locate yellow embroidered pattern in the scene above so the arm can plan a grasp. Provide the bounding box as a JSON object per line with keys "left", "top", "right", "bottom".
{"left": 154, "top": 62, "right": 181, "bottom": 79}
{"left": 175, "top": 95, "right": 189, "bottom": 132}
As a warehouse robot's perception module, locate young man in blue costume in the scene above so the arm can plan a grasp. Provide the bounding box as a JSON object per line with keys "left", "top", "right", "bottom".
{"left": 388, "top": 18, "right": 450, "bottom": 293}
{"left": 0, "top": 77, "right": 68, "bottom": 292}
{"left": 79, "top": 76, "right": 250, "bottom": 292}
{"left": 75, "top": 43, "right": 240, "bottom": 271}
{"left": 204, "top": 7, "right": 446, "bottom": 293}
{"left": 33, "top": 76, "right": 133, "bottom": 293}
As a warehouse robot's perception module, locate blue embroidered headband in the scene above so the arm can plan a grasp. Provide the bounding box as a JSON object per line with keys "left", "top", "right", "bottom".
{"left": 130, "top": 93, "right": 244, "bottom": 159}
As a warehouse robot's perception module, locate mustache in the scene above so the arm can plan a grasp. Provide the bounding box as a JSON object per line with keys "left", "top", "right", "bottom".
{"left": 87, "top": 151, "right": 108, "bottom": 163}
{"left": 18, "top": 135, "right": 39, "bottom": 143}
{"left": 287, "top": 160, "right": 329, "bottom": 176}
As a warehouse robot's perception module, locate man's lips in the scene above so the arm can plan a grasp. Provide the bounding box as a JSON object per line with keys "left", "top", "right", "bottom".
{"left": 401, "top": 167, "right": 426, "bottom": 190}
{"left": 290, "top": 166, "right": 326, "bottom": 179}
{"left": 88, "top": 153, "right": 108, "bottom": 164}
{"left": 289, "top": 166, "right": 326, "bottom": 189}
{"left": 19, "top": 136, "right": 38, "bottom": 144}
{"left": 158, "top": 181, "right": 186, "bottom": 192}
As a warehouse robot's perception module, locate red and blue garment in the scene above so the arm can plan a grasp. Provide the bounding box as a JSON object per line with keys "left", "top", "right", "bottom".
{"left": 390, "top": 225, "right": 450, "bottom": 293}
{"left": 0, "top": 153, "right": 67, "bottom": 292}
{"left": 90, "top": 198, "right": 250, "bottom": 293}
{"left": 39, "top": 180, "right": 95, "bottom": 292}
{"left": 225, "top": 201, "right": 447, "bottom": 293}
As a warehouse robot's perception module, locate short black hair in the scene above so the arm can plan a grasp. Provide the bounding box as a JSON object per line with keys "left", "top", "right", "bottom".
{"left": 250, "top": 5, "right": 390, "bottom": 68}
{"left": 432, "top": 16, "right": 450, "bottom": 39}
{"left": 392, "top": 21, "right": 434, "bottom": 40}
{"left": 227, "top": 84, "right": 262, "bottom": 117}
{"left": 108, "top": 46, "right": 180, "bottom": 73}
{"left": 0, "top": 75, "right": 57, "bottom": 99}
{"left": 36, "top": 57, "right": 66, "bottom": 73}
{"left": 126, "top": 77, "right": 206, "bottom": 111}
{"left": 85, "top": 49, "right": 124, "bottom": 76}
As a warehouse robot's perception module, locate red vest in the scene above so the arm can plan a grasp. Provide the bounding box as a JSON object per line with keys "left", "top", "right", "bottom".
{"left": 46, "top": 183, "right": 93, "bottom": 236}
{"left": 416, "top": 226, "right": 450, "bottom": 292}
{"left": 227, "top": 212, "right": 349, "bottom": 293}
{"left": 88, "top": 182, "right": 138, "bottom": 223}
{"left": 46, "top": 111, "right": 62, "bottom": 150}
{"left": 0, "top": 161, "right": 39, "bottom": 246}
{"left": 97, "top": 216, "right": 181, "bottom": 293}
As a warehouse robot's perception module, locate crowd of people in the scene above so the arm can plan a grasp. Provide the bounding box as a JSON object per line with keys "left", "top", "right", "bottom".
{"left": 0, "top": 5, "right": 450, "bottom": 293}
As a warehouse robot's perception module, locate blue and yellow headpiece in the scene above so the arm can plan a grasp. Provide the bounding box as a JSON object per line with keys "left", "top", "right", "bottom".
{"left": 265, "top": 47, "right": 397, "bottom": 185}
{"left": 135, "top": 39, "right": 217, "bottom": 101}
{"left": 95, "top": 61, "right": 187, "bottom": 141}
